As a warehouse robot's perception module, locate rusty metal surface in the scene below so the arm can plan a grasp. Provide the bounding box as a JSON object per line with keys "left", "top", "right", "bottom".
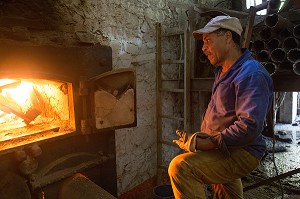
{"left": 58, "top": 173, "right": 117, "bottom": 199}
{"left": 0, "top": 44, "right": 112, "bottom": 81}
{"left": 30, "top": 151, "right": 113, "bottom": 189}
{"left": 30, "top": 130, "right": 117, "bottom": 197}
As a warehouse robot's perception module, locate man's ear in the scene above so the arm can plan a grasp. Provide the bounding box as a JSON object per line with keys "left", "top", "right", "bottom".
{"left": 225, "top": 30, "right": 233, "bottom": 44}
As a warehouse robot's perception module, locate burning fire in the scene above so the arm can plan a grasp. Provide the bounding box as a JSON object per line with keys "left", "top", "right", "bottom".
{"left": 1, "top": 80, "right": 33, "bottom": 112}
{"left": 0, "top": 78, "right": 75, "bottom": 146}
{"left": 7, "top": 82, "right": 32, "bottom": 106}
{"left": 0, "top": 79, "right": 40, "bottom": 125}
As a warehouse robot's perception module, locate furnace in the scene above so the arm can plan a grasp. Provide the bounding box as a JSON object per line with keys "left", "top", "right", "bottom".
{"left": 0, "top": 43, "right": 136, "bottom": 198}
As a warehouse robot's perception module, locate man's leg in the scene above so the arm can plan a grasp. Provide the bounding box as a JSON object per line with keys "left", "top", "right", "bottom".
{"left": 211, "top": 149, "right": 260, "bottom": 199}
{"left": 168, "top": 149, "right": 259, "bottom": 199}
{"left": 212, "top": 178, "right": 243, "bottom": 199}
{"left": 168, "top": 152, "right": 207, "bottom": 199}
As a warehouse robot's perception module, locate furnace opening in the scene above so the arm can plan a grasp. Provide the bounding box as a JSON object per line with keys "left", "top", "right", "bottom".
{"left": 0, "top": 78, "right": 75, "bottom": 151}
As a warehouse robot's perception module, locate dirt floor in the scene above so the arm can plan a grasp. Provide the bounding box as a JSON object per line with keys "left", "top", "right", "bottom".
{"left": 242, "top": 123, "right": 300, "bottom": 199}
{"left": 162, "top": 123, "right": 300, "bottom": 199}
{"left": 127, "top": 123, "right": 300, "bottom": 199}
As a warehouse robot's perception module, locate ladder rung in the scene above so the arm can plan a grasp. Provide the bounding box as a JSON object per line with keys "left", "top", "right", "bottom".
{"left": 161, "top": 115, "right": 184, "bottom": 121}
{"left": 163, "top": 31, "right": 184, "bottom": 37}
{"left": 159, "top": 139, "right": 178, "bottom": 147}
{"left": 158, "top": 165, "right": 168, "bottom": 170}
{"left": 162, "top": 60, "right": 184, "bottom": 64}
{"left": 162, "top": 78, "right": 183, "bottom": 81}
{"left": 160, "top": 88, "right": 184, "bottom": 93}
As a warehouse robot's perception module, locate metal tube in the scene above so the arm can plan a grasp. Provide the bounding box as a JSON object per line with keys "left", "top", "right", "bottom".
{"left": 250, "top": 1, "right": 268, "bottom": 11}
{"left": 252, "top": 40, "right": 265, "bottom": 52}
{"left": 244, "top": 168, "right": 300, "bottom": 192}
{"left": 282, "top": 37, "right": 300, "bottom": 51}
{"left": 247, "top": 0, "right": 280, "bottom": 13}
{"left": 293, "top": 24, "right": 300, "bottom": 39}
{"left": 265, "top": 14, "right": 292, "bottom": 32}
{"left": 259, "top": 27, "right": 275, "bottom": 41}
{"left": 271, "top": 48, "right": 286, "bottom": 63}
{"left": 263, "top": 62, "right": 277, "bottom": 76}
{"left": 257, "top": 50, "right": 270, "bottom": 62}
{"left": 266, "top": 38, "right": 281, "bottom": 51}
{"left": 280, "top": 0, "right": 294, "bottom": 12}
{"left": 267, "top": 0, "right": 281, "bottom": 14}
{"left": 279, "top": 28, "right": 292, "bottom": 38}
{"left": 278, "top": 61, "right": 293, "bottom": 72}
{"left": 287, "top": 48, "right": 300, "bottom": 63}
{"left": 293, "top": 61, "right": 300, "bottom": 75}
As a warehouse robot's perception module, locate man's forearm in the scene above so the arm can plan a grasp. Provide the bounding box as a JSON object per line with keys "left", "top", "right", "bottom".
{"left": 195, "top": 137, "right": 217, "bottom": 151}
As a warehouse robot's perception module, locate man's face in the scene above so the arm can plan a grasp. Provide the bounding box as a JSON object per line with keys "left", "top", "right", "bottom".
{"left": 201, "top": 30, "right": 228, "bottom": 66}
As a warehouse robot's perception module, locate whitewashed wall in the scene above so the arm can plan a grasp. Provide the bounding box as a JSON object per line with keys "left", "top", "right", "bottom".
{"left": 52, "top": 0, "right": 231, "bottom": 196}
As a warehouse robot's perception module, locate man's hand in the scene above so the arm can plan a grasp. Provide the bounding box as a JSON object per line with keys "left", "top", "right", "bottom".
{"left": 173, "top": 130, "right": 197, "bottom": 152}
{"left": 195, "top": 132, "right": 217, "bottom": 151}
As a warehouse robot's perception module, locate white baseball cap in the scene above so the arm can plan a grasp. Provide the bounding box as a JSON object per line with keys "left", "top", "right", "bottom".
{"left": 193, "top": 15, "right": 243, "bottom": 40}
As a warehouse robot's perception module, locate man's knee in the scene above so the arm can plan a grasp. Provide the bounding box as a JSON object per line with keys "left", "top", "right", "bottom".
{"left": 168, "top": 154, "right": 188, "bottom": 177}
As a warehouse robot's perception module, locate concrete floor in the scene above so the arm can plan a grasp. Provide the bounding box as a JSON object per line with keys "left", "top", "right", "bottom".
{"left": 243, "top": 123, "right": 300, "bottom": 199}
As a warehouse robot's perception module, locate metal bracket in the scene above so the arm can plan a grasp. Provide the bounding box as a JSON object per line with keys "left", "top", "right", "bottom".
{"left": 78, "top": 80, "right": 89, "bottom": 96}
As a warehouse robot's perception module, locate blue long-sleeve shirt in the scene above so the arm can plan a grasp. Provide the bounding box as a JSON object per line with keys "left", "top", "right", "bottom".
{"left": 201, "top": 49, "right": 273, "bottom": 159}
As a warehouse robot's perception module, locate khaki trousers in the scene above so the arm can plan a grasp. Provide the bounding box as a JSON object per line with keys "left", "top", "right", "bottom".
{"left": 168, "top": 149, "right": 260, "bottom": 199}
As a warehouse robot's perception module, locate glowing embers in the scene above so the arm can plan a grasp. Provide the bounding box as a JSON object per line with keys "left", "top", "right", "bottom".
{"left": 0, "top": 79, "right": 75, "bottom": 149}
{"left": 0, "top": 80, "right": 41, "bottom": 125}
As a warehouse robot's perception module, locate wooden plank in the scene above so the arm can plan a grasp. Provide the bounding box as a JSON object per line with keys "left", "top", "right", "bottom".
{"left": 0, "top": 94, "right": 41, "bottom": 124}
{"left": 242, "top": 6, "right": 257, "bottom": 48}
{"left": 156, "top": 22, "right": 163, "bottom": 185}
{"left": 184, "top": 8, "right": 192, "bottom": 133}
{"left": 0, "top": 81, "right": 21, "bottom": 91}
{"left": 0, "top": 94, "right": 23, "bottom": 115}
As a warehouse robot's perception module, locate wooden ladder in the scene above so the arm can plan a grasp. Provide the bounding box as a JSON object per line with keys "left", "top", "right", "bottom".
{"left": 155, "top": 9, "right": 195, "bottom": 184}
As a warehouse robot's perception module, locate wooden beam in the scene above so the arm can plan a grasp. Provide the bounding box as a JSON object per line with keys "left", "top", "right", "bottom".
{"left": 184, "top": 8, "right": 192, "bottom": 133}
{"left": 155, "top": 22, "right": 163, "bottom": 185}
{"left": 168, "top": 1, "right": 249, "bottom": 18}
{"left": 272, "top": 75, "right": 300, "bottom": 92}
{"left": 242, "top": 6, "right": 257, "bottom": 48}
{"left": 0, "top": 81, "right": 21, "bottom": 91}
{"left": 244, "top": 168, "right": 300, "bottom": 192}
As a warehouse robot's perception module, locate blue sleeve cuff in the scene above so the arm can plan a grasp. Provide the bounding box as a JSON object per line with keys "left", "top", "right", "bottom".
{"left": 210, "top": 133, "right": 231, "bottom": 157}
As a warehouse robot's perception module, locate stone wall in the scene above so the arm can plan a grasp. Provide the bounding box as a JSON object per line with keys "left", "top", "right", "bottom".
{"left": 0, "top": 0, "right": 233, "bottom": 196}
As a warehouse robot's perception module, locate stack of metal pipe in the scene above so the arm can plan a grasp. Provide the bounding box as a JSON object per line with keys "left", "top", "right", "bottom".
{"left": 251, "top": 13, "right": 300, "bottom": 76}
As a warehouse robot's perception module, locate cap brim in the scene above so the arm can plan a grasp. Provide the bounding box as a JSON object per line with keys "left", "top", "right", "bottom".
{"left": 192, "top": 32, "right": 202, "bottom": 40}
{"left": 192, "top": 26, "right": 220, "bottom": 40}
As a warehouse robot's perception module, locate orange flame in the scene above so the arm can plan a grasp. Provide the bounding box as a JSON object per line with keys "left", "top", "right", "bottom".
{"left": 1, "top": 80, "right": 33, "bottom": 112}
